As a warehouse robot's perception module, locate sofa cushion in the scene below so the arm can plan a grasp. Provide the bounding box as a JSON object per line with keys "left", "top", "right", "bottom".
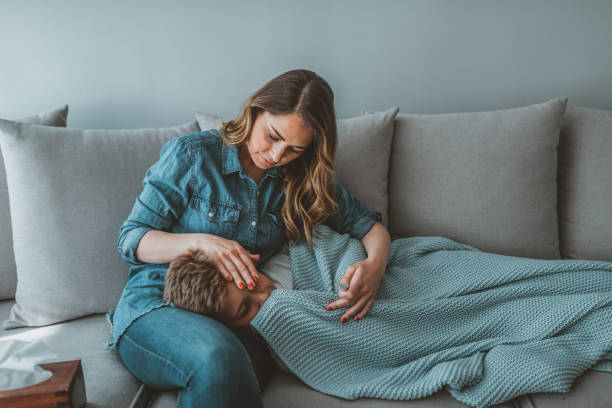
{"left": 146, "top": 372, "right": 505, "bottom": 408}
{"left": 558, "top": 105, "right": 612, "bottom": 261}
{"left": 334, "top": 107, "right": 399, "bottom": 227}
{"left": 195, "top": 107, "right": 400, "bottom": 227}
{"left": 0, "top": 120, "right": 200, "bottom": 328}
{"left": 194, "top": 111, "right": 223, "bottom": 131}
{"left": 388, "top": 98, "right": 567, "bottom": 259}
{"left": 0, "top": 105, "right": 68, "bottom": 300}
{"left": 0, "top": 300, "right": 141, "bottom": 407}
{"left": 15, "top": 106, "right": 69, "bottom": 126}
{"left": 261, "top": 371, "right": 515, "bottom": 408}
{"left": 146, "top": 368, "right": 612, "bottom": 408}
{"left": 3, "top": 295, "right": 610, "bottom": 408}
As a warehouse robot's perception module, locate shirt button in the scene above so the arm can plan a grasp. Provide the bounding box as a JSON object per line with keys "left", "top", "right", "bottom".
{"left": 251, "top": 221, "right": 257, "bottom": 227}
{"left": 208, "top": 212, "right": 213, "bottom": 217}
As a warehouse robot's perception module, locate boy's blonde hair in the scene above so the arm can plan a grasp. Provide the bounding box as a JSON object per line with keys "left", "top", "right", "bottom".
{"left": 163, "top": 249, "right": 227, "bottom": 315}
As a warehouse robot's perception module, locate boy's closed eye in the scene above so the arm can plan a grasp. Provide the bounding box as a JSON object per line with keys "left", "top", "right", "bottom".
{"left": 216, "top": 273, "right": 277, "bottom": 331}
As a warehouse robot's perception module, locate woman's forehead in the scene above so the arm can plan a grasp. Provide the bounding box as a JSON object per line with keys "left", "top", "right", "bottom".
{"left": 264, "top": 112, "right": 313, "bottom": 145}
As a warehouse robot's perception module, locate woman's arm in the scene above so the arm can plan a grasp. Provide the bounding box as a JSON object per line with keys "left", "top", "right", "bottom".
{"left": 360, "top": 221, "right": 391, "bottom": 270}
{"left": 326, "top": 221, "right": 391, "bottom": 322}
{"left": 134, "top": 229, "right": 260, "bottom": 285}
{"left": 118, "top": 135, "right": 259, "bottom": 288}
{"left": 134, "top": 230, "right": 201, "bottom": 264}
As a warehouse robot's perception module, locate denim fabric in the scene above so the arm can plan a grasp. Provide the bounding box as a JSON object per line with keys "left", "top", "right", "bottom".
{"left": 117, "top": 307, "right": 271, "bottom": 408}
{"left": 105, "top": 129, "right": 381, "bottom": 406}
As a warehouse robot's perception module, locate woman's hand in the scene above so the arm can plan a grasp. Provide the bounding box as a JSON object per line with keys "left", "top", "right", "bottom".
{"left": 325, "top": 257, "right": 385, "bottom": 322}
{"left": 195, "top": 233, "right": 260, "bottom": 290}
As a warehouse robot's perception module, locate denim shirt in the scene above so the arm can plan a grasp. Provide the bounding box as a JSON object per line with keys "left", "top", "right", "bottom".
{"left": 105, "top": 129, "right": 381, "bottom": 350}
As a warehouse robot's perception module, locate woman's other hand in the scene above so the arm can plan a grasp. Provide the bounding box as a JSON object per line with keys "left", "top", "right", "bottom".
{"left": 325, "top": 258, "right": 385, "bottom": 322}
{"left": 195, "top": 233, "right": 260, "bottom": 290}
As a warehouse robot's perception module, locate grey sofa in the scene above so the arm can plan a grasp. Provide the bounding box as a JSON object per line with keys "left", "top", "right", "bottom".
{"left": 1, "top": 98, "right": 611, "bottom": 408}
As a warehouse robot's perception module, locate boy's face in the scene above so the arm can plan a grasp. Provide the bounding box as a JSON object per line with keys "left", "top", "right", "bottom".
{"left": 214, "top": 273, "right": 277, "bottom": 332}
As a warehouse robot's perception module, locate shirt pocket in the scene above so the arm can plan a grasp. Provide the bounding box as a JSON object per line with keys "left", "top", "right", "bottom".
{"left": 266, "top": 210, "right": 285, "bottom": 244}
{"left": 187, "top": 196, "right": 241, "bottom": 239}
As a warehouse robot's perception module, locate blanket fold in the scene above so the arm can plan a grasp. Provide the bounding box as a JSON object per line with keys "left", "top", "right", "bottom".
{"left": 250, "top": 225, "right": 612, "bottom": 408}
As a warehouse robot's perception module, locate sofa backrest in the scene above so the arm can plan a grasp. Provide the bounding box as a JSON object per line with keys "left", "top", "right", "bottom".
{"left": 0, "top": 106, "right": 69, "bottom": 301}
{"left": 0, "top": 119, "right": 201, "bottom": 328}
{"left": 387, "top": 98, "right": 567, "bottom": 259}
{"left": 388, "top": 99, "right": 612, "bottom": 262}
{"left": 557, "top": 105, "right": 612, "bottom": 262}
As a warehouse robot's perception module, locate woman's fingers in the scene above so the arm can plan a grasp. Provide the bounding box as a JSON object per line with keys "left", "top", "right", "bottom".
{"left": 199, "top": 236, "right": 260, "bottom": 290}
{"left": 215, "top": 262, "right": 232, "bottom": 282}
{"left": 230, "top": 248, "right": 257, "bottom": 289}
{"left": 212, "top": 242, "right": 255, "bottom": 290}
{"left": 339, "top": 265, "right": 357, "bottom": 291}
{"left": 352, "top": 298, "right": 374, "bottom": 321}
{"left": 218, "top": 256, "right": 242, "bottom": 287}
{"left": 225, "top": 250, "right": 255, "bottom": 290}
{"left": 338, "top": 283, "right": 364, "bottom": 304}
{"left": 237, "top": 250, "right": 260, "bottom": 283}
{"left": 326, "top": 297, "right": 351, "bottom": 311}
{"left": 340, "top": 296, "right": 370, "bottom": 323}
{"left": 326, "top": 286, "right": 364, "bottom": 310}
{"left": 326, "top": 260, "right": 381, "bottom": 322}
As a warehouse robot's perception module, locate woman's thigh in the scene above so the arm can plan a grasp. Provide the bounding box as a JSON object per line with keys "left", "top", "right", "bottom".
{"left": 116, "top": 306, "right": 266, "bottom": 408}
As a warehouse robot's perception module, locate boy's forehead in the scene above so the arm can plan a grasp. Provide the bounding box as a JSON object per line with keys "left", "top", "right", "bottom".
{"left": 222, "top": 282, "right": 244, "bottom": 318}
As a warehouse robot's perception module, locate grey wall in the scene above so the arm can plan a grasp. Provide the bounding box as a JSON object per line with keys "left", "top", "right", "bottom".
{"left": 1, "top": 0, "right": 611, "bottom": 129}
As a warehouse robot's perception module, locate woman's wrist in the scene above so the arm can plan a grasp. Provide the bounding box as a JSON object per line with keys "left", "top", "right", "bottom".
{"left": 365, "top": 256, "right": 386, "bottom": 273}
{"left": 136, "top": 230, "right": 206, "bottom": 264}
{"left": 360, "top": 222, "right": 391, "bottom": 275}
{"left": 190, "top": 233, "right": 211, "bottom": 253}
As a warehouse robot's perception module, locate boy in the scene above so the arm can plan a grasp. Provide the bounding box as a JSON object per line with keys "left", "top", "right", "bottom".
{"left": 163, "top": 248, "right": 284, "bottom": 333}
{"left": 163, "top": 247, "right": 293, "bottom": 373}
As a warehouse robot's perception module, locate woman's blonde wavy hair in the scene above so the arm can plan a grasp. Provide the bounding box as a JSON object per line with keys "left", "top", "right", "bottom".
{"left": 220, "top": 69, "right": 337, "bottom": 246}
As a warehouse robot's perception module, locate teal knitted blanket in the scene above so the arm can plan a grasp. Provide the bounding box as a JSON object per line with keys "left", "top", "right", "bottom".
{"left": 249, "top": 225, "right": 612, "bottom": 408}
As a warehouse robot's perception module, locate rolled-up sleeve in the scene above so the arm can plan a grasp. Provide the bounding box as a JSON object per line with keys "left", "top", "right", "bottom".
{"left": 117, "top": 136, "right": 193, "bottom": 265}
{"left": 324, "top": 178, "right": 382, "bottom": 240}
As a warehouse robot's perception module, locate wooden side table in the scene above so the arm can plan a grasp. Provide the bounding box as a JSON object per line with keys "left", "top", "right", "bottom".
{"left": 0, "top": 360, "right": 87, "bottom": 408}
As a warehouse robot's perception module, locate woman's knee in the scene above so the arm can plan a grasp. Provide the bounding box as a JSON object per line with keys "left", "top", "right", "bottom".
{"left": 117, "top": 330, "right": 188, "bottom": 389}
{"left": 181, "top": 332, "right": 260, "bottom": 388}
{"left": 116, "top": 307, "right": 261, "bottom": 394}
{"left": 183, "top": 356, "right": 262, "bottom": 408}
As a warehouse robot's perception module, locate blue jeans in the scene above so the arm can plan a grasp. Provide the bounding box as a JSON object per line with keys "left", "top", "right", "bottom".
{"left": 116, "top": 306, "right": 272, "bottom": 408}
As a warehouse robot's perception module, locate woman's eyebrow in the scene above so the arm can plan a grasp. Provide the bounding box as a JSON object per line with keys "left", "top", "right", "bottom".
{"left": 268, "top": 123, "right": 307, "bottom": 149}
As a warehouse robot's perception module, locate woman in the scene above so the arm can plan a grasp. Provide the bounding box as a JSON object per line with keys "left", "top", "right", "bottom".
{"left": 105, "top": 69, "right": 391, "bottom": 408}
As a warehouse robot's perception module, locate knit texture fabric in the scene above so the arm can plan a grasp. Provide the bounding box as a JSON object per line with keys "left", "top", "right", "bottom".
{"left": 249, "top": 225, "right": 612, "bottom": 408}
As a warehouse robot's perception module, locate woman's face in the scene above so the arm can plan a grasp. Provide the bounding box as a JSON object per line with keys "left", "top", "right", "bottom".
{"left": 214, "top": 273, "right": 277, "bottom": 332}
{"left": 245, "top": 111, "right": 314, "bottom": 169}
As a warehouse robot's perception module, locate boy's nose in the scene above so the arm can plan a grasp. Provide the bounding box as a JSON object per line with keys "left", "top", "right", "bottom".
{"left": 255, "top": 291, "right": 270, "bottom": 307}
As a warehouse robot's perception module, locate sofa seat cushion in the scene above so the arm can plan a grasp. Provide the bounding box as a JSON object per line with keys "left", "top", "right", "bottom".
{"left": 146, "top": 370, "right": 516, "bottom": 407}
{"left": 0, "top": 300, "right": 141, "bottom": 407}
{"left": 7, "top": 289, "right": 607, "bottom": 408}
{"left": 145, "top": 368, "right": 612, "bottom": 408}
